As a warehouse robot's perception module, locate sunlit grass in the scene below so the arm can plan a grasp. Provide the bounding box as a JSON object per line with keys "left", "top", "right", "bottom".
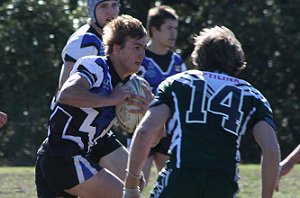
{"left": 0, "top": 165, "right": 299, "bottom": 198}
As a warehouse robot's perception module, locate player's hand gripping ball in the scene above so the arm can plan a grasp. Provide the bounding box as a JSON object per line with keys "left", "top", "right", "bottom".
{"left": 116, "top": 75, "right": 151, "bottom": 134}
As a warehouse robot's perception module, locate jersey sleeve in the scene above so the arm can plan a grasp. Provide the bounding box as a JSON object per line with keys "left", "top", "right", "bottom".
{"left": 70, "top": 56, "right": 104, "bottom": 89}
{"left": 150, "top": 77, "right": 175, "bottom": 109}
{"left": 248, "top": 89, "right": 276, "bottom": 130}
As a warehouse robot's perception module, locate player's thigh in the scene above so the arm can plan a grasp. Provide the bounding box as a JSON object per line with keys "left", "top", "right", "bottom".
{"left": 35, "top": 156, "right": 60, "bottom": 198}
{"left": 65, "top": 168, "right": 123, "bottom": 198}
{"left": 38, "top": 154, "right": 99, "bottom": 198}
{"left": 99, "top": 145, "right": 128, "bottom": 180}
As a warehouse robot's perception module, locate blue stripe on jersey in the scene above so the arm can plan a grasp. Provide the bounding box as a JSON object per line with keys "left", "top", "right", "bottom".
{"left": 93, "top": 106, "right": 115, "bottom": 137}
{"left": 73, "top": 155, "right": 98, "bottom": 184}
{"left": 80, "top": 160, "right": 93, "bottom": 180}
{"left": 81, "top": 33, "right": 105, "bottom": 56}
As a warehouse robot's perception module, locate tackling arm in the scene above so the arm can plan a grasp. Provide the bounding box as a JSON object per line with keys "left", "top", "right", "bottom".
{"left": 0, "top": 111, "right": 7, "bottom": 128}
{"left": 124, "top": 104, "right": 170, "bottom": 198}
{"left": 279, "top": 144, "right": 300, "bottom": 176}
{"left": 252, "top": 120, "right": 281, "bottom": 198}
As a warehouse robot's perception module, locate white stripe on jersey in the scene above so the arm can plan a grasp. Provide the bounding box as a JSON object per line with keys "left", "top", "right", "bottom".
{"left": 50, "top": 106, "right": 85, "bottom": 149}
{"left": 168, "top": 92, "right": 183, "bottom": 168}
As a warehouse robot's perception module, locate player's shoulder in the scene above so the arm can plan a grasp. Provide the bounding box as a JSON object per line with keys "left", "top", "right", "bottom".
{"left": 76, "top": 55, "right": 107, "bottom": 68}
{"left": 170, "top": 50, "right": 184, "bottom": 61}
{"left": 160, "top": 70, "right": 188, "bottom": 87}
{"left": 67, "top": 24, "right": 101, "bottom": 44}
{"left": 67, "top": 24, "right": 91, "bottom": 41}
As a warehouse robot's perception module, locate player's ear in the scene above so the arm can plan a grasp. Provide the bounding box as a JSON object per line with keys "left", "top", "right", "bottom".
{"left": 151, "top": 26, "right": 159, "bottom": 35}
{"left": 113, "top": 43, "right": 121, "bottom": 54}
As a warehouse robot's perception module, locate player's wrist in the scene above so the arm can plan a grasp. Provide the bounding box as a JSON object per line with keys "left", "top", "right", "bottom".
{"left": 125, "top": 169, "right": 143, "bottom": 188}
{"left": 123, "top": 187, "right": 140, "bottom": 198}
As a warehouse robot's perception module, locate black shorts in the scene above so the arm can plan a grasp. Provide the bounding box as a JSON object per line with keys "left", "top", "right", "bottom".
{"left": 87, "top": 131, "right": 123, "bottom": 163}
{"left": 35, "top": 154, "right": 101, "bottom": 198}
{"left": 150, "top": 167, "right": 238, "bottom": 198}
{"left": 35, "top": 132, "right": 122, "bottom": 198}
{"left": 126, "top": 133, "right": 172, "bottom": 156}
{"left": 150, "top": 134, "right": 172, "bottom": 156}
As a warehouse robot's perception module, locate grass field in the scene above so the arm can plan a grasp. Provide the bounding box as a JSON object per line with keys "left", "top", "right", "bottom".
{"left": 0, "top": 165, "right": 299, "bottom": 198}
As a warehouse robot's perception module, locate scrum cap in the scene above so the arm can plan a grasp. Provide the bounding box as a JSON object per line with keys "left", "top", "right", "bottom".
{"left": 87, "top": 0, "right": 120, "bottom": 22}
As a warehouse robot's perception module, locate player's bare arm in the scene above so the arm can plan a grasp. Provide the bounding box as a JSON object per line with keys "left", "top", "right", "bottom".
{"left": 58, "top": 61, "right": 75, "bottom": 89}
{"left": 252, "top": 120, "right": 280, "bottom": 198}
{"left": 58, "top": 74, "right": 130, "bottom": 108}
{"left": 124, "top": 104, "right": 170, "bottom": 195}
{"left": 0, "top": 111, "right": 8, "bottom": 128}
{"left": 279, "top": 144, "right": 300, "bottom": 176}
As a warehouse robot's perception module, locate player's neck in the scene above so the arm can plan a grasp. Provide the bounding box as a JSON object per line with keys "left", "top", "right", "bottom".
{"left": 109, "top": 55, "right": 129, "bottom": 80}
{"left": 147, "top": 41, "right": 169, "bottom": 55}
{"left": 88, "top": 19, "right": 103, "bottom": 36}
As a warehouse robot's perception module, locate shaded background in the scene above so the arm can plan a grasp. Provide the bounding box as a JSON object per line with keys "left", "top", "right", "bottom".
{"left": 0, "top": 0, "right": 299, "bottom": 165}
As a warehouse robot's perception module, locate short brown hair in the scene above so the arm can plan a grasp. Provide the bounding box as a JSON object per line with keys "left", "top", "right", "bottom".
{"left": 103, "top": 14, "right": 147, "bottom": 55}
{"left": 147, "top": 5, "right": 178, "bottom": 38}
{"left": 191, "top": 26, "right": 246, "bottom": 76}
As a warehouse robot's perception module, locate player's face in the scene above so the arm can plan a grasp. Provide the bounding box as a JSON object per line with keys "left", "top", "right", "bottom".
{"left": 153, "top": 19, "right": 178, "bottom": 48}
{"left": 95, "top": 1, "right": 120, "bottom": 27}
{"left": 119, "top": 36, "right": 147, "bottom": 75}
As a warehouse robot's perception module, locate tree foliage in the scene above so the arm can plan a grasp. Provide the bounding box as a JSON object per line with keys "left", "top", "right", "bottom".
{"left": 0, "top": 0, "right": 299, "bottom": 165}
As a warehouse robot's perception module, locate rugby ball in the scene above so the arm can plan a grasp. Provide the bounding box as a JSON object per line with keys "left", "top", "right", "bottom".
{"left": 115, "top": 75, "right": 151, "bottom": 134}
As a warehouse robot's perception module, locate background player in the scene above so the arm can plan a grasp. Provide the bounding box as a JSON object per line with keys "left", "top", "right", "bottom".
{"left": 135, "top": 5, "right": 187, "bottom": 183}
{"left": 58, "top": 0, "right": 120, "bottom": 89}
{"left": 35, "top": 15, "right": 148, "bottom": 198}
{"left": 124, "top": 26, "right": 280, "bottom": 198}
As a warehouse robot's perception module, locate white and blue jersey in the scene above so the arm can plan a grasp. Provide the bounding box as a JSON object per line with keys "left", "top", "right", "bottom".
{"left": 139, "top": 49, "right": 187, "bottom": 94}
{"left": 38, "top": 56, "right": 129, "bottom": 157}
{"left": 61, "top": 24, "right": 105, "bottom": 63}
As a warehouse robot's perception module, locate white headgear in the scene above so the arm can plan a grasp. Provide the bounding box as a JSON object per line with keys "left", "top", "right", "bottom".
{"left": 87, "top": 0, "right": 120, "bottom": 22}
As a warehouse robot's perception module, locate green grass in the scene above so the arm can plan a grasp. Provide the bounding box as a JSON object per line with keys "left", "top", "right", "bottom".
{"left": 0, "top": 165, "right": 299, "bottom": 198}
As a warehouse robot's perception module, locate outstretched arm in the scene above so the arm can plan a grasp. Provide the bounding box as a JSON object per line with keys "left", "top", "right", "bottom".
{"left": 252, "top": 120, "right": 280, "bottom": 198}
{"left": 0, "top": 111, "right": 7, "bottom": 128}
{"left": 279, "top": 144, "right": 300, "bottom": 176}
{"left": 123, "top": 104, "right": 170, "bottom": 198}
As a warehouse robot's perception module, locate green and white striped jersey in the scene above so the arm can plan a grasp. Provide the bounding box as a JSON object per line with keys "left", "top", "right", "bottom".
{"left": 152, "top": 70, "right": 275, "bottom": 177}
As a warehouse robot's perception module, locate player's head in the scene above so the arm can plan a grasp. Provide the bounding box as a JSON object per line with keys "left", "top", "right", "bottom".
{"left": 103, "top": 15, "right": 147, "bottom": 75}
{"left": 103, "top": 14, "right": 147, "bottom": 55}
{"left": 191, "top": 26, "right": 246, "bottom": 76}
{"left": 87, "top": 0, "right": 120, "bottom": 27}
{"left": 147, "top": 5, "right": 178, "bottom": 38}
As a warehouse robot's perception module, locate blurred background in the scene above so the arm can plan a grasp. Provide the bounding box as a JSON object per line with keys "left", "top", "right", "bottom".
{"left": 0, "top": 0, "right": 299, "bottom": 165}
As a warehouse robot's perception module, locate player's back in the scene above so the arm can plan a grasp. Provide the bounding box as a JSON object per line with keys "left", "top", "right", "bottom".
{"left": 157, "top": 70, "right": 273, "bottom": 176}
